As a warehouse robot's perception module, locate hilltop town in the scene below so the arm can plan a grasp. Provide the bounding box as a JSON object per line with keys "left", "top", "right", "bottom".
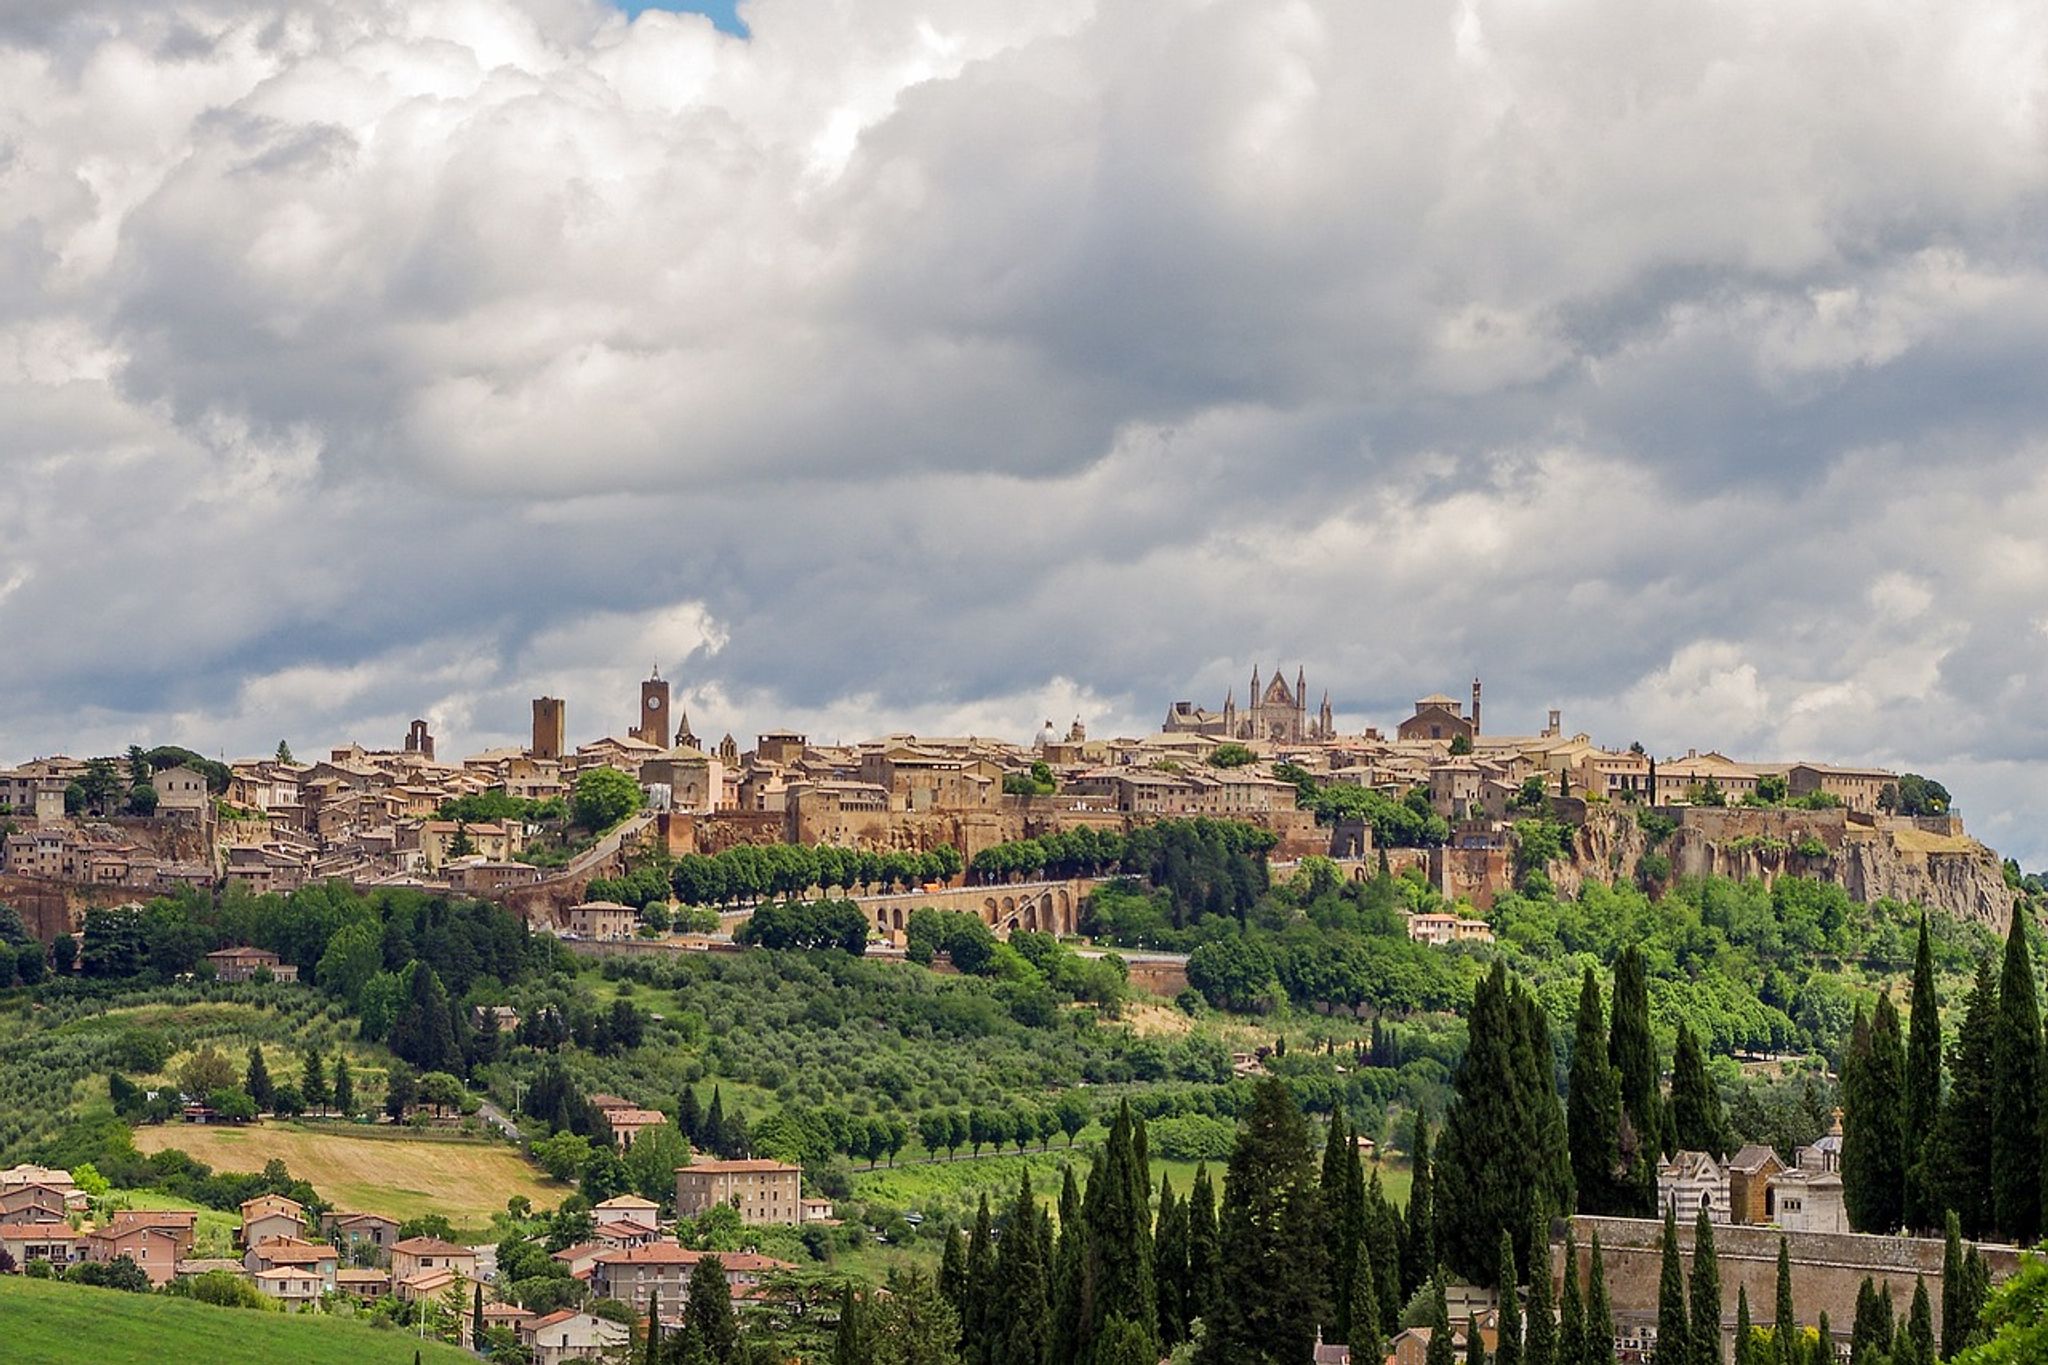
{"left": 0, "top": 665, "right": 2042, "bottom": 1365}
{"left": 0, "top": 667, "right": 2007, "bottom": 941}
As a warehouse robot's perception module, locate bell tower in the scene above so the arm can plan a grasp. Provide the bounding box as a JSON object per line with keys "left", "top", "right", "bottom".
{"left": 633, "top": 669, "right": 670, "bottom": 747}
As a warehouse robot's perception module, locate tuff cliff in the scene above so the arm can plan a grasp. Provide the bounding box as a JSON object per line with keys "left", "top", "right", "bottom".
{"left": 1561, "top": 805, "right": 2016, "bottom": 931}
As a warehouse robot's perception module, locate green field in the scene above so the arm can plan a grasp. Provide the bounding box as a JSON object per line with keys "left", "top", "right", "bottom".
{"left": 0, "top": 1276, "right": 473, "bottom": 1364}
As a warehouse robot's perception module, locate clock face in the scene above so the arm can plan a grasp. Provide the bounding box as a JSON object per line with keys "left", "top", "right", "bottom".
{"left": 647, "top": 696, "right": 662, "bottom": 710}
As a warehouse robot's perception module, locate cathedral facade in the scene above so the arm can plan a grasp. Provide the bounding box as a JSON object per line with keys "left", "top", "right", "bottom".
{"left": 1162, "top": 665, "right": 1334, "bottom": 743}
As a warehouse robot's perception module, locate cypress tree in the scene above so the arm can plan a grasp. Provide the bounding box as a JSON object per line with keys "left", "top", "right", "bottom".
{"left": 1772, "top": 1238, "right": 1796, "bottom": 1365}
{"left": 686, "top": 1255, "right": 737, "bottom": 1364}
{"left": 1904, "top": 1277, "right": 1934, "bottom": 1365}
{"left": 1584, "top": 1234, "right": 1616, "bottom": 1365}
{"left": 1653, "top": 1206, "right": 1689, "bottom": 1365}
{"left": 1842, "top": 995, "right": 1907, "bottom": 1233}
{"left": 1083, "top": 1103, "right": 1157, "bottom": 1361}
{"left": 1350, "top": 1236, "right": 1382, "bottom": 1364}
{"left": 939, "top": 1226, "right": 969, "bottom": 1317}
{"left": 1689, "top": 1207, "right": 1722, "bottom": 1365}
{"left": 1196, "top": 1078, "right": 1327, "bottom": 1365}
{"left": 1051, "top": 1166, "right": 1087, "bottom": 1365}
{"left": 1426, "top": 1277, "right": 1456, "bottom": 1365}
{"left": 1733, "top": 1287, "right": 1754, "bottom": 1365}
{"left": 1154, "top": 1174, "right": 1189, "bottom": 1348}
{"left": 1321, "top": 1113, "right": 1357, "bottom": 1342}
{"left": 1439, "top": 965, "right": 1573, "bottom": 1282}
{"left": 996, "top": 1172, "right": 1051, "bottom": 1365}
{"left": 1186, "top": 1162, "right": 1222, "bottom": 1328}
{"left": 1814, "top": 1314, "right": 1833, "bottom": 1365}
{"left": 1466, "top": 1315, "right": 1488, "bottom": 1365}
{"left": 645, "top": 1288, "right": 663, "bottom": 1365}
{"left": 1525, "top": 1211, "right": 1556, "bottom": 1365}
{"left": 963, "top": 1195, "right": 995, "bottom": 1361}
{"left": 1957, "top": 1245, "right": 1991, "bottom": 1359}
{"left": 831, "top": 1284, "right": 864, "bottom": 1365}
{"left": 1938, "top": 1215, "right": 1963, "bottom": 1362}
{"left": 1558, "top": 1229, "right": 1585, "bottom": 1365}
{"left": 473, "top": 1282, "right": 485, "bottom": 1355}
{"left": 1927, "top": 957, "right": 1997, "bottom": 1238}
{"left": 300, "top": 1047, "right": 327, "bottom": 1110}
{"left": 331, "top": 1053, "right": 353, "bottom": 1116}
{"left": 1497, "top": 1230, "right": 1523, "bottom": 1365}
{"left": 1670, "top": 1023, "right": 1731, "bottom": 1158}
{"left": 1848, "top": 1279, "right": 1879, "bottom": 1365}
{"left": 1903, "top": 916, "right": 1943, "bottom": 1231}
{"left": 1991, "top": 914, "right": 2041, "bottom": 1244}
{"left": 1367, "top": 1170, "right": 1403, "bottom": 1341}
{"left": 1569, "top": 968, "right": 1624, "bottom": 1218}
{"left": 245, "top": 1045, "right": 273, "bottom": 1111}
{"left": 1405, "top": 1114, "right": 1436, "bottom": 1295}
{"left": 1876, "top": 1284, "right": 1896, "bottom": 1356}
{"left": 679, "top": 1085, "right": 702, "bottom": 1147}
{"left": 1609, "top": 947, "right": 1664, "bottom": 1174}
{"left": 704, "top": 1085, "right": 727, "bottom": 1158}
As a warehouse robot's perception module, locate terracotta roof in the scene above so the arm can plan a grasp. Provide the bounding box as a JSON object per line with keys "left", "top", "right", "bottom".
{"left": 594, "top": 1243, "right": 702, "bottom": 1265}
{"left": 0, "top": 1222, "right": 82, "bottom": 1239}
{"left": 531, "top": 1308, "right": 580, "bottom": 1328}
{"left": 594, "top": 1195, "right": 660, "bottom": 1209}
{"left": 677, "top": 1158, "right": 801, "bottom": 1174}
{"left": 392, "top": 1236, "right": 473, "bottom": 1256}
{"left": 337, "top": 1268, "right": 391, "bottom": 1283}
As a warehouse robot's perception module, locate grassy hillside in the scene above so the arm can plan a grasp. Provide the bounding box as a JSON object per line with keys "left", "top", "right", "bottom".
{"left": 132, "top": 1121, "right": 561, "bottom": 1226}
{"left": 0, "top": 1275, "right": 473, "bottom": 1364}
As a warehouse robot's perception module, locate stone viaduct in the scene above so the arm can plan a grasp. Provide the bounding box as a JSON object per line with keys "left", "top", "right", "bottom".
{"left": 851, "top": 879, "right": 1093, "bottom": 938}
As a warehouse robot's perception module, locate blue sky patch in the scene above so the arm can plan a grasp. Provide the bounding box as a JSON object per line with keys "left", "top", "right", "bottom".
{"left": 616, "top": 1, "right": 749, "bottom": 38}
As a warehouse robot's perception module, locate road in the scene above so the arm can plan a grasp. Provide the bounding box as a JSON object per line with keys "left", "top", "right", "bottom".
{"left": 477, "top": 1098, "right": 524, "bottom": 1142}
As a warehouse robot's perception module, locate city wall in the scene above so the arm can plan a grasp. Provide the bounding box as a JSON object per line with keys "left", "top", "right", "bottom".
{"left": 1560, "top": 1215, "right": 2024, "bottom": 1348}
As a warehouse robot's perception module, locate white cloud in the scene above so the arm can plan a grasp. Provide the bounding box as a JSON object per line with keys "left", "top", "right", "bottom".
{"left": 8, "top": 0, "right": 2048, "bottom": 860}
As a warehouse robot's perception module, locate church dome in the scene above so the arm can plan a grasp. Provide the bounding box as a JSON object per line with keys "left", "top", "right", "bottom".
{"left": 1034, "top": 719, "right": 1057, "bottom": 749}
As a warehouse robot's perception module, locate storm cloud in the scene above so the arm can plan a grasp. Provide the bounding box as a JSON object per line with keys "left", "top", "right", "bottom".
{"left": 7, "top": 0, "right": 2048, "bottom": 859}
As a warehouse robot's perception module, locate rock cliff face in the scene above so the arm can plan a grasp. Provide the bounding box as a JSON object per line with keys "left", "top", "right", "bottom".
{"left": 1561, "top": 806, "right": 2015, "bottom": 931}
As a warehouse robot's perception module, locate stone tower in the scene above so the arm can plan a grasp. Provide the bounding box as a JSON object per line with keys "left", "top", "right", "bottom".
{"left": 633, "top": 670, "right": 670, "bottom": 747}
{"left": 1471, "top": 677, "right": 1483, "bottom": 736}
{"left": 403, "top": 719, "right": 435, "bottom": 762}
{"left": 532, "top": 697, "right": 565, "bottom": 759}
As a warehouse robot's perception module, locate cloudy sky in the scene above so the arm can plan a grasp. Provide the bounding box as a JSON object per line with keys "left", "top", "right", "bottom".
{"left": 7, "top": 0, "right": 2048, "bottom": 860}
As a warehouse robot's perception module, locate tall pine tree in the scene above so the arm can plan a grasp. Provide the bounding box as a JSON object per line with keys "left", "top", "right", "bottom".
{"left": 963, "top": 1195, "right": 996, "bottom": 1362}
{"left": 1688, "top": 1208, "right": 1721, "bottom": 1365}
{"left": 1321, "top": 1113, "right": 1360, "bottom": 1342}
{"left": 1186, "top": 1162, "right": 1222, "bottom": 1330}
{"left": 1989, "top": 913, "right": 2041, "bottom": 1244}
{"left": 1405, "top": 1114, "right": 1436, "bottom": 1295}
{"left": 1082, "top": 1103, "right": 1156, "bottom": 1362}
{"left": 1903, "top": 916, "right": 1943, "bottom": 1231}
{"left": 1496, "top": 1231, "right": 1523, "bottom": 1365}
{"left": 1584, "top": 1234, "right": 1616, "bottom": 1365}
{"left": 1652, "top": 1206, "right": 1689, "bottom": 1365}
{"left": 1927, "top": 957, "right": 1997, "bottom": 1237}
{"left": 1569, "top": 968, "right": 1624, "bottom": 1217}
{"left": 1050, "top": 1166, "right": 1086, "bottom": 1365}
{"left": 1669, "top": 1023, "right": 1730, "bottom": 1157}
{"left": 1368, "top": 1169, "right": 1404, "bottom": 1341}
{"left": 1559, "top": 1229, "right": 1585, "bottom": 1365}
{"left": 1154, "top": 1173, "right": 1190, "bottom": 1348}
{"left": 1608, "top": 947, "right": 1664, "bottom": 1212}
{"left": 1733, "top": 1287, "right": 1754, "bottom": 1365}
{"left": 1525, "top": 1211, "right": 1556, "bottom": 1365}
{"left": 1426, "top": 1277, "right": 1456, "bottom": 1365}
{"left": 1197, "top": 1078, "right": 1327, "bottom": 1365}
{"left": 1438, "top": 964, "right": 1575, "bottom": 1282}
{"left": 1904, "top": 1277, "right": 1934, "bottom": 1365}
{"left": 1771, "top": 1238, "right": 1796, "bottom": 1365}
{"left": 995, "top": 1172, "right": 1051, "bottom": 1365}
{"left": 1842, "top": 995, "right": 1906, "bottom": 1233}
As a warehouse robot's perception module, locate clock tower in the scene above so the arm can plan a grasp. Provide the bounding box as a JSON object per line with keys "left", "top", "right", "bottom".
{"left": 633, "top": 670, "right": 670, "bottom": 747}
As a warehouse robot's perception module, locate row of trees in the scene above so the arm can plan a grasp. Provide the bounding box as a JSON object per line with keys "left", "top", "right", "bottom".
{"left": 735, "top": 900, "right": 871, "bottom": 953}
{"left": 656, "top": 842, "right": 964, "bottom": 907}
{"left": 1837, "top": 914, "right": 2048, "bottom": 1242}
{"left": 970, "top": 820, "right": 1276, "bottom": 917}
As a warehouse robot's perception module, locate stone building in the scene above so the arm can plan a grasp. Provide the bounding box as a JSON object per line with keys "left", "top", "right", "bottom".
{"left": 674, "top": 1158, "right": 803, "bottom": 1224}
{"left": 1163, "top": 664, "right": 1331, "bottom": 743}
